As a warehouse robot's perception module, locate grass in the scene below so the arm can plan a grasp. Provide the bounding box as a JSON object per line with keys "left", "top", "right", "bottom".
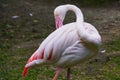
{"left": 0, "top": 22, "right": 120, "bottom": 80}
{"left": 0, "top": 1, "right": 120, "bottom": 79}
{"left": 106, "top": 37, "right": 120, "bottom": 52}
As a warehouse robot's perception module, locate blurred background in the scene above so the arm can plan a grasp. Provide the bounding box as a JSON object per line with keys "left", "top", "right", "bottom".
{"left": 0, "top": 0, "right": 120, "bottom": 80}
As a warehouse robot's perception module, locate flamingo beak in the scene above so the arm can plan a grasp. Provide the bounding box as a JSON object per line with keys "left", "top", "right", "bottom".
{"left": 23, "top": 52, "right": 39, "bottom": 77}
{"left": 55, "top": 16, "right": 63, "bottom": 29}
{"left": 23, "top": 62, "right": 35, "bottom": 77}
{"left": 23, "top": 67, "right": 29, "bottom": 77}
{"left": 23, "top": 60, "right": 38, "bottom": 77}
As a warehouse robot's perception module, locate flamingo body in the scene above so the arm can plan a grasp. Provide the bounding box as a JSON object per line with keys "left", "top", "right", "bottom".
{"left": 23, "top": 4, "right": 102, "bottom": 80}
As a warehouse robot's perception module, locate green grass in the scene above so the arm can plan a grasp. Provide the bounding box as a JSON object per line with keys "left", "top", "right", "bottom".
{"left": 0, "top": 0, "right": 120, "bottom": 79}
{"left": 0, "top": 23, "right": 120, "bottom": 80}
{"left": 102, "top": 56, "right": 120, "bottom": 80}
{"left": 0, "top": 0, "right": 120, "bottom": 80}
{"left": 106, "top": 37, "right": 120, "bottom": 52}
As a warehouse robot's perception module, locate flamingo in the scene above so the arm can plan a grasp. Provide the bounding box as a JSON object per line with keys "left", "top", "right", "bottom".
{"left": 54, "top": 4, "right": 103, "bottom": 79}
{"left": 23, "top": 4, "right": 102, "bottom": 80}
{"left": 54, "top": 4, "right": 104, "bottom": 79}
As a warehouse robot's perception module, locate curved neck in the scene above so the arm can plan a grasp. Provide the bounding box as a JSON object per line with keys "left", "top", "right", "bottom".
{"left": 56, "top": 5, "right": 101, "bottom": 46}
{"left": 63, "top": 5, "right": 86, "bottom": 39}
{"left": 65, "top": 5, "right": 84, "bottom": 25}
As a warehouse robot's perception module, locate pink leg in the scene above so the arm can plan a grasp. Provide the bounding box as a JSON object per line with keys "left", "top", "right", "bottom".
{"left": 53, "top": 68, "right": 62, "bottom": 80}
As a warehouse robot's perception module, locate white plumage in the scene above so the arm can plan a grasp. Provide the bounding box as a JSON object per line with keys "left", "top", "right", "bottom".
{"left": 23, "top": 4, "right": 102, "bottom": 80}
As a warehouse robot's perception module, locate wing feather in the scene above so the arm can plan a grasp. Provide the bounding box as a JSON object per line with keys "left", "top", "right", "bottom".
{"left": 55, "top": 41, "right": 90, "bottom": 67}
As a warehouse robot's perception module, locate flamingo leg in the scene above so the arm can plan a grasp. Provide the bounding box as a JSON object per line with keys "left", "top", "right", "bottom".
{"left": 67, "top": 68, "right": 71, "bottom": 80}
{"left": 53, "top": 68, "right": 62, "bottom": 80}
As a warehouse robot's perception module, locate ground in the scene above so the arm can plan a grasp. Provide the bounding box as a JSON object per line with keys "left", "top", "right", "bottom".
{"left": 0, "top": 0, "right": 120, "bottom": 80}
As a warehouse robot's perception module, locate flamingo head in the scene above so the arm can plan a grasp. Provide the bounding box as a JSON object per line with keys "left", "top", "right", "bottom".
{"left": 23, "top": 52, "right": 41, "bottom": 77}
{"left": 54, "top": 5, "right": 67, "bottom": 28}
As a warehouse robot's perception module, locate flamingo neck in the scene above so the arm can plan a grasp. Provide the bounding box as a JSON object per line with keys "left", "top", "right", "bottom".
{"left": 64, "top": 4, "right": 86, "bottom": 38}
{"left": 65, "top": 5, "right": 84, "bottom": 26}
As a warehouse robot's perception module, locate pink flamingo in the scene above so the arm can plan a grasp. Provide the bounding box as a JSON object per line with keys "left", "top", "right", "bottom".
{"left": 54, "top": 4, "right": 103, "bottom": 79}
{"left": 54, "top": 5, "right": 103, "bottom": 79}
{"left": 23, "top": 4, "right": 102, "bottom": 80}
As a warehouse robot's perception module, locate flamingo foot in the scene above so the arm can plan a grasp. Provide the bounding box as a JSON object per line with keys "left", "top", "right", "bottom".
{"left": 53, "top": 68, "right": 62, "bottom": 80}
